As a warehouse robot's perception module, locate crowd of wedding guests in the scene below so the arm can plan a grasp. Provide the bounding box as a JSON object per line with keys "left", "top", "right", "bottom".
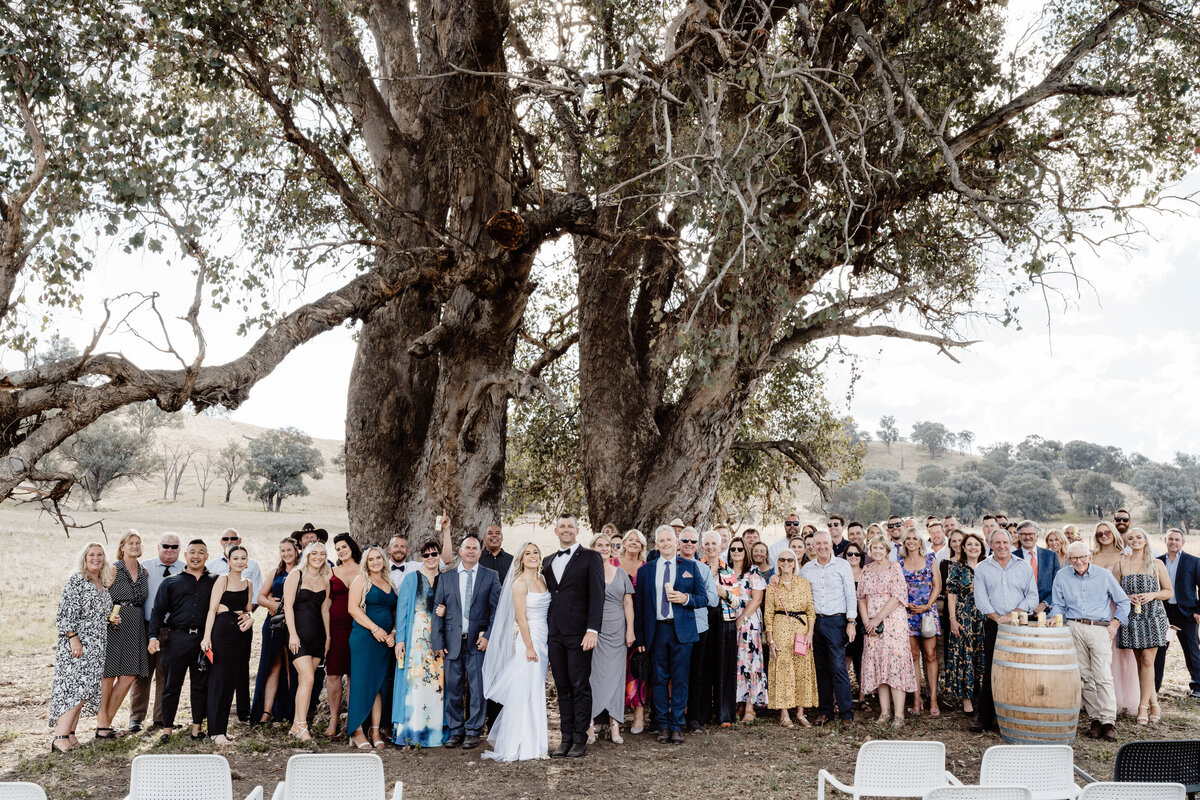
{"left": 48, "top": 509, "right": 1200, "bottom": 757}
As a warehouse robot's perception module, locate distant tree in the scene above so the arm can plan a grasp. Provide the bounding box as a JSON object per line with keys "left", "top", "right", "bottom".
{"left": 1063, "top": 440, "right": 1109, "bottom": 472}
{"left": 916, "top": 464, "right": 949, "bottom": 488}
{"left": 1099, "top": 446, "right": 1133, "bottom": 481}
{"left": 1017, "top": 435, "right": 1063, "bottom": 468}
{"left": 123, "top": 401, "right": 184, "bottom": 437}
{"left": 193, "top": 450, "right": 216, "bottom": 507}
{"left": 216, "top": 440, "right": 247, "bottom": 503}
{"left": 944, "top": 472, "right": 998, "bottom": 526}
{"left": 828, "top": 482, "right": 866, "bottom": 518}
{"left": 244, "top": 428, "right": 324, "bottom": 512}
{"left": 961, "top": 459, "right": 1008, "bottom": 488}
{"left": 58, "top": 418, "right": 158, "bottom": 510}
{"left": 1059, "top": 469, "right": 1091, "bottom": 499}
{"left": 980, "top": 443, "right": 1014, "bottom": 468}
{"left": 885, "top": 481, "right": 918, "bottom": 518}
{"left": 1132, "top": 464, "right": 1200, "bottom": 534}
{"left": 1072, "top": 472, "right": 1124, "bottom": 519}
{"left": 1007, "top": 459, "right": 1053, "bottom": 481}
{"left": 843, "top": 418, "right": 870, "bottom": 446}
{"left": 855, "top": 489, "right": 891, "bottom": 524}
{"left": 911, "top": 421, "right": 951, "bottom": 459}
{"left": 864, "top": 468, "right": 902, "bottom": 483}
{"left": 998, "top": 473, "right": 1065, "bottom": 520}
{"left": 24, "top": 334, "right": 80, "bottom": 368}
{"left": 156, "top": 442, "right": 196, "bottom": 501}
{"left": 913, "top": 486, "right": 955, "bottom": 519}
{"left": 958, "top": 430, "right": 975, "bottom": 455}
{"left": 877, "top": 416, "right": 900, "bottom": 454}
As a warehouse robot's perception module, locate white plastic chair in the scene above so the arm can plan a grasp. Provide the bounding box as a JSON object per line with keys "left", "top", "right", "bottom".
{"left": 817, "top": 740, "right": 962, "bottom": 799}
{"left": 124, "top": 754, "right": 263, "bottom": 800}
{"left": 1078, "top": 782, "right": 1186, "bottom": 800}
{"left": 0, "top": 783, "right": 48, "bottom": 800}
{"left": 980, "top": 745, "right": 1079, "bottom": 800}
{"left": 269, "top": 754, "right": 402, "bottom": 800}
{"left": 925, "top": 788, "right": 1032, "bottom": 800}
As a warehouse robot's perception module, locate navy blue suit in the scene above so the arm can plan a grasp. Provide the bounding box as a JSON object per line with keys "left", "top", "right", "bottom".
{"left": 1155, "top": 551, "right": 1200, "bottom": 693}
{"left": 431, "top": 565, "right": 500, "bottom": 737}
{"left": 635, "top": 557, "right": 707, "bottom": 733}
{"left": 1015, "top": 546, "right": 1060, "bottom": 606}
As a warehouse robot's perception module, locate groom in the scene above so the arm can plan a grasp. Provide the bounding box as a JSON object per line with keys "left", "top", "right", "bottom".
{"left": 543, "top": 513, "right": 605, "bottom": 758}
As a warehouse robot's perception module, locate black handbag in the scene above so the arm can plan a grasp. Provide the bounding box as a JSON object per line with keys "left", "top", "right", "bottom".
{"left": 629, "top": 648, "right": 650, "bottom": 688}
{"left": 269, "top": 611, "right": 286, "bottom": 634}
{"left": 196, "top": 649, "right": 212, "bottom": 673}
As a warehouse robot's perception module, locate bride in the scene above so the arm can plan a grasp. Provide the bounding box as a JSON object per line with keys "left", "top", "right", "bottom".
{"left": 481, "top": 542, "right": 549, "bottom": 761}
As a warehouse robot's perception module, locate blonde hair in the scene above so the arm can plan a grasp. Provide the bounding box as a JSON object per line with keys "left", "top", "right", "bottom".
{"left": 358, "top": 546, "right": 387, "bottom": 611}
{"left": 512, "top": 541, "right": 542, "bottom": 580}
{"left": 115, "top": 529, "right": 142, "bottom": 561}
{"left": 299, "top": 542, "right": 332, "bottom": 578}
{"left": 1117, "top": 527, "right": 1157, "bottom": 574}
{"left": 620, "top": 529, "right": 646, "bottom": 559}
{"left": 901, "top": 528, "right": 928, "bottom": 558}
{"left": 866, "top": 534, "right": 891, "bottom": 561}
{"left": 1044, "top": 529, "right": 1067, "bottom": 559}
{"left": 1092, "top": 522, "right": 1123, "bottom": 554}
{"left": 76, "top": 542, "right": 115, "bottom": 587}
{"left": 591, "top": 532, "right": 612, "bottom": 552}
{"left": 600, "top": 523, "right": 619, "bottom": 538}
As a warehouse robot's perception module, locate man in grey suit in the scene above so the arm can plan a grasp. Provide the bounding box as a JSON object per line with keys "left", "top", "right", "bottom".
{"left": 432, "top": 534, "right": 501, "bottom": 749}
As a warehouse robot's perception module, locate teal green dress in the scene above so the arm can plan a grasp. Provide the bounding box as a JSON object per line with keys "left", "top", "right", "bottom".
{"left": 346, "top": 581, "right": 396, "bottom": 738}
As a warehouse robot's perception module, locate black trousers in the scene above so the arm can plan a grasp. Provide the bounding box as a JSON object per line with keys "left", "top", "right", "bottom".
{"left": 206, "top": 613, "right": 252, "bottom": 737}
{"left": 548, "top": 632, "right": 593, "bottom": 744}
{"left": 1155, "top": 603, "right": 1200, "bottom": 693}
{"left": 160, "top": 630, "right": 209, "bottom": 729}
{"left": 977, "top": 618, "right": 1000, "bottom": 729}
{"left": 696, "top": 613, "right": 737, "bottom": 724}
{"left": 685, "top": 628, "right": 711, "bottom": 725}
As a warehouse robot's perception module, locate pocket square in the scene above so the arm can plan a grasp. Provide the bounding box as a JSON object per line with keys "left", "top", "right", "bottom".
{"left": 682, "top": 570, "right": 692, "bottom": 578}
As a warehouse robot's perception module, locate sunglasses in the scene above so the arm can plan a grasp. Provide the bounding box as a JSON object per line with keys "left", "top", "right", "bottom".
{"left": 1098, "top": 530, "right": 1113, "bottom": 536}
{"left": 680, "top": 538, "right": 698, "bottom": 544}
{"left": 784, "top": 521, "right": 800, "bottom": 527}
{"left": 845, "top": 552, "right": 862, "bottom": 558}
{"left": 728, "top": 546, "right": 745, "bottom": 552}
{"left": 161, "top": 544, "right": 180, "bottom": 549}
{"left": 421, "top": 550, "right": 440, "bottom": 558}
{"left": 221, "top": 537, "right": 239, "bottom": 542}
{"left": 828, "top": 521, "right": 843, "bottom": 527}
{"left": 887, "top": 522, "right": 902, "bottom": 529}
{"left": 777, "top": 556, "right": 796, "bottom": 563}
{"left": 1114, "top": 517, "right": 1130, "bottom": 523}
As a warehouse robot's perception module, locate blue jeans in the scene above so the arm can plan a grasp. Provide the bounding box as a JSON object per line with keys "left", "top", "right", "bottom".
{"left": 443, "top": 641, "right": 486, "bottom": 736}
{"left": 813, "top": 614, "right": 854, "bottom": 720}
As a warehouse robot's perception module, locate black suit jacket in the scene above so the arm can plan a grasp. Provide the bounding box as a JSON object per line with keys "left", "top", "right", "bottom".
{"left": 542, "top": 545, "right": 605, "bottom": 637}
{"left": 1159, "top": 551, "right": 1200, "bottom": 616}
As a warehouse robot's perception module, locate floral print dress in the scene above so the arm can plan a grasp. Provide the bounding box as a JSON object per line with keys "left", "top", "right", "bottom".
{"left": 856, "top": 563, "right": 918, "bottom": 693}
{"left": 943, "top": 561, "right": 985, "bottom": 701}
{"left": 49, "top": 573, "right": 113, "bottom": 724}
{"left": 735, "top": 568, "right": 768, "bottom": 706}
{"left": 902, "top": 552, "right": 941, "bottom": 636}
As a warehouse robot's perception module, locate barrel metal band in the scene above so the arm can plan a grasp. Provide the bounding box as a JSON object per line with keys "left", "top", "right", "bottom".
{"left": 995, "top": 702, "right": 1080, "bottom": 716}
{"left": 993, "top": 660, "right": 1078, "bottom": 671}
{"left": 994, "top": 645, "right": 1076, "bottom": 656}
{"left": 998, "top": 726, "right": 1077, "bottom": 741}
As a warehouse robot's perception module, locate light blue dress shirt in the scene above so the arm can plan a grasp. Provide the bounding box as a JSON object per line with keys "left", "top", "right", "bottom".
{"left": 692, "top": 558, "right": 718, "bottom": 633}
{"left": 974, "top": 555, "right": 1038, "bottom": 618}
{"left": 800, "top": 556, "right": 857, "bottom": 620}
{"left": 1050, "top": 564, "right": 1130, "bottom": 625}
{"left": 1164, "top": 553, "right": 1182, "bottom": 606}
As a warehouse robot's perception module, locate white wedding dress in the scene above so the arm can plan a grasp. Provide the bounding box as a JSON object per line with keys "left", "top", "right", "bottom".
{"left": 481, "top": 589, "right": 549, "bottom": 762}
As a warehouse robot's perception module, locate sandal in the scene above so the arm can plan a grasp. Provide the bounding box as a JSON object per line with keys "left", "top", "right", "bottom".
{"left": 290, "top": 722, "right": 312, "bottom": 742}
{"left": 1148, "top": 701, "right": 1161, "bottom": 724}
{"left": 779, "top": 716, "right": 794, "bottom": 729}
{"left": 257, "top": 712, "right": 273, "bottom": 725}
{"left": 929, "top": 706, "right": 941, "bottom": 718}
{"left": 796, "top": 715, "right": 812, "bottom": 728}
{"left": 51, "top": 735, "right": 72, "bottom": 754}
{"left": 609, "top": 721, "right": 623, "bottom": 744}
{"left": 351, "top": 734, "right": 371, "bottom": 750}
{"left": 587, "top": 724, "right": 597, "bottom": 744}
{"left": 370, "top": 726, "right": 386, "bottom": 748}
{"left": 95, "top": 727, "right": 124, "bottom": 740}
{"left": 892, "top": 718, "right": 906, "bottom": 729}
{"left": 1136, "top": 703, "right": 1149, "bottom": 725}
{"left": 741, "top": 711, "right": 756, "bottom": 724}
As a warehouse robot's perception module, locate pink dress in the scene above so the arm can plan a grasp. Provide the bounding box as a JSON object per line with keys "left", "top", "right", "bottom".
{"left": 857, "top": 562, "right": 918, "bottom": 693}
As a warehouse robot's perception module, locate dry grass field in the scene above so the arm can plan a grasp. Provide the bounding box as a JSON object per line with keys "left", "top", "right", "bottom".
{"left": 2, "top": 415, "right": 1197, "bottom": 798}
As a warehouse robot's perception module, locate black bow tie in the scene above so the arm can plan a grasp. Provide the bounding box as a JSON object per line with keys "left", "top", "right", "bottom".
{"left": 390, "top": 564, "right": 403, "bottom": 570}
{"left": 557, "top": 548, "right": 573, "bottom": 557}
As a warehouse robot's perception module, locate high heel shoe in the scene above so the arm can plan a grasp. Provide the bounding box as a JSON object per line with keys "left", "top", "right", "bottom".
{"left": 1136, "top": 703, "right": 1149, "bottom": 725}
{"left": 51, "top": 735, "right": 72, "bottom": 754}
{"left": 351, "top": 734, "right": 371, "bottom": 750}
{"left": 1148, "top": 701, "right": 1161, "bottom": 723}
{"left": 370, "top": 726, "right": 385, "bottom": 748}
{"left": 609, "top": 720, "right": 623, "bottom": 744}
{"left": 290, "top": 722, "right": 312, "bottom": 742}
{"left": 586, "top": 723, "right": 597, "bottom": 744}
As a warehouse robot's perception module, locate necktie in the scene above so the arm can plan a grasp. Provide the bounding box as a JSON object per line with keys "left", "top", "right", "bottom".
{"left": 1028, "top": 549, "right": 1038, "bottom": 581}
{"left": 163, "top": 565, "right": 172, "bottom": 578}
{"left": 464, "top": 569, "right": 475, "bottom": 622}
{"left": 661, "top": 561, "right": 672, "bottom": 617}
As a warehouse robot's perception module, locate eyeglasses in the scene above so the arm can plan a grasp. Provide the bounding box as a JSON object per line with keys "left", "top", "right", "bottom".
{"left": 784, "top": 521, "right": 800, "bottom": 527}
{"left": 680, "top": 538, "right": 698, "bottom": 544}
{"left": 728, "top": 546, "right": 745, "bottom": 552}
{"left": 887, "top": 522, "right": 902, "bottom": 529}
{"left": 1114, "top": 517, "right": 1130, "bottom": 523}
{"left": 161, "top": 544, "right": 179, "bottom": 549}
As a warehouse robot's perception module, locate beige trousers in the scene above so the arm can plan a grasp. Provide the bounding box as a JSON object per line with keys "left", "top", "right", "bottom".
{"left": 1070, "top": 621, "right": 1116, "bottom": 725}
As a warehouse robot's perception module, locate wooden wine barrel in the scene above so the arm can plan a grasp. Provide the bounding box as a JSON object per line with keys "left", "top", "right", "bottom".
{"left": 992, "top": 623, "right": 1082, "bottom": 744}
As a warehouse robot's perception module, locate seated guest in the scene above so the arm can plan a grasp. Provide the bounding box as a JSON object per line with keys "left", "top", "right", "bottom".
{"left": 635, "top": 525, "right": 707, "bottom": 744}
{"left": 1051, "top": 540, "right": 1130, "bottom": 742}
{"left": 764, "top": 550, "right": 818, "bottom": 727}
{"left": 50, "top": 543, "right": 114, "bottom": 752}
{"left": 149, "top": 540, "right": 217, "bottom": 742}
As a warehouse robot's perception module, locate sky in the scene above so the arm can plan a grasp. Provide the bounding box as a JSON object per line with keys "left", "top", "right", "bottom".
{"left": 24, "top": 2, "right": 1200, "bottom": 463}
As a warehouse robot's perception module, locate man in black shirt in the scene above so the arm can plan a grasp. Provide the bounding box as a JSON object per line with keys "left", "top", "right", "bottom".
{"left": 149, "top": 539, "right": 217, "bottom": 742}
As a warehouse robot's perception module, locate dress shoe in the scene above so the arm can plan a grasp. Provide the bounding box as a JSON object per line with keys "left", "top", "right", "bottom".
{"left": 839, "top": 717, "right": 855, "bottom": 727}
{"left": 687, "top": 720, "right": 703, "bottom": 733}
{"left": 1101, "top": 723, "right": 1117, "bottom": 742}
{"left": 461, "top": 735, "right": 480, "bottom": 750}
{"left": 550, "top": 741, "right": 571, "bottom": 758}
{"left": 157, "top": 733, "right": 172, "bottom": 746}
{"left": 1086, "top": 719, "right": 1102, "bottom": 739}
{"left": 445, "top": 735, "right": 464, "bottom": 749}
{"left": 566, "top": 742, "right": 588, "bottom": 758}
{"left": 656, "top": 729, "right": 670, "bottom": 743}
{"left": 669, "top": 730, "right": 684, "bottom": 744}
{"left": 1190, "top": 689, "right": 1200, "bottom": 699}
{"left": 969, "top": 723, "right": 986, "bottom": 733}
{"left": 127, "top": 721, "right": 143, "bottom": 734}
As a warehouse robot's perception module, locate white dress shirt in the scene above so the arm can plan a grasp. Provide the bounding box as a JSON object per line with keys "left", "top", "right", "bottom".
{"left": 799, "top": 556, "right": 857, "bottom": 620}
{"left": 207, "top": 555, "right": 264, "bottom": 608}
{"left": 457, "top": 563, "right": 478, "bottom": 631}
{"left": 656, "top": 556, "right": 675, "bottom": 621}
{"left": 551, "top": 542, "right": 580, "bottom": 583}
{"left": 141, "top": 557, "right": 184, "bottom": 621}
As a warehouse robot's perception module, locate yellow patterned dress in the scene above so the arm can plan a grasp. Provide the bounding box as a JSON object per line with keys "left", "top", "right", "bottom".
{"left": 764, "top": 577, "right": 818, "bottom": 709}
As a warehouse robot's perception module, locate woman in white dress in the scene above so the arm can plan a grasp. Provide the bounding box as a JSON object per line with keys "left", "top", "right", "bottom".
{"left": 481, "top": 542, "right": 549, "bottom": 762}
